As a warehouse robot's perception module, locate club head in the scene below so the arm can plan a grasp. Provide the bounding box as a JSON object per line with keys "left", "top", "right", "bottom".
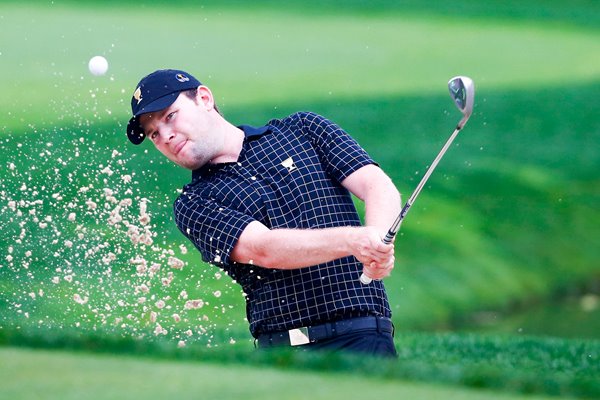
{"left": 448, "top": 76, "right": 475, "bottom": 129}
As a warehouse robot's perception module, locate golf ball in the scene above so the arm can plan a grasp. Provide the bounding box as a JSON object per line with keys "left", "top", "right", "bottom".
{"left": 88, "top": 55, "right": 108, "bottom": 76}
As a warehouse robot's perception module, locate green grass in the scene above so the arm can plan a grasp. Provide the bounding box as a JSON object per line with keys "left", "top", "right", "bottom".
{"left": 7, "top": 0, "right": 600, "bottom": 29}
{"left": 460, "top": 293, "right": 600, "bottom": 340}
{"left": 0, "top": 347, "right": 566, "bottom": 400}
{"left": 1, "top": 2, "right": 599, "bottom": 132}
{"left": 1, "top": 0, "right": 599, "bottom": 340}
{"left": 1, "top": 331, "right": 598, "bottom": 399}
{"left": 1, "top": 1, "right": 600, "bottom": 398}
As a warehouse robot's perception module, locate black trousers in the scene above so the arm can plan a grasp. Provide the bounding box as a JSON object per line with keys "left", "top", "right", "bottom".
{"left": 305, "top": 330, "right": 397, "bottom": 358}
{"left": 257, "top": 321, "right": 397, "bottom": 358}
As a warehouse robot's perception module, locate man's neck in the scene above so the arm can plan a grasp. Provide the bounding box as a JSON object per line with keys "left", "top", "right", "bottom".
{"left": 209, "top": 122, "right": 245, "bottom": 164}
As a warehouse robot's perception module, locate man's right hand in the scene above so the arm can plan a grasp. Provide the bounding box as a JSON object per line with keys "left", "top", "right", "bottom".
{"left": 350, "top": 227, "right": 395, "bottom": 280}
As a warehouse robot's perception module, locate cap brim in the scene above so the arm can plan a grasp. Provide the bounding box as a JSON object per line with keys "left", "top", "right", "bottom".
{"left": 126, "top": 92, "right": 181, "bottom": 145}
{"left": 127, "top": 116, "right": 146, "bottom": 145}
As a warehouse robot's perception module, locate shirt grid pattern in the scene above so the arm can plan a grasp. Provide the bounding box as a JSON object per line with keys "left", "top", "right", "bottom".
{"left": 174, "top": 112, "right": 391, "bottom": 337}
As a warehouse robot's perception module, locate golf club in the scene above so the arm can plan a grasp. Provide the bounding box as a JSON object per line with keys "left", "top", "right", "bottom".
{"left": 360, "top": 76, "right": 475, "bottom": 285}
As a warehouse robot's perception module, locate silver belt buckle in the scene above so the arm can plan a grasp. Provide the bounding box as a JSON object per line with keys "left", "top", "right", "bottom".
{"left": 288, "top": 327, "right": 310, "bottom": 346}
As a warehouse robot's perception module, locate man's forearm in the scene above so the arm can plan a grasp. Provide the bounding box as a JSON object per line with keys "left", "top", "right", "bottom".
{"left": 232, "top": 223, "right": 356, "bottom": 269}
{"left": 231, "top": 222, "right": 390, "bottom": 271}
{"left": 343, "top": 164, "right": 401, "bottom": 238}
{"left": 363, "top": 178, "right": 401, "bottom": 238}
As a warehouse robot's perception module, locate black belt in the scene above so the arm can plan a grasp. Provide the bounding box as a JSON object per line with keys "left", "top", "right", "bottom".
{"left": 256, "top": 316, "right": 394, "bottom": 347}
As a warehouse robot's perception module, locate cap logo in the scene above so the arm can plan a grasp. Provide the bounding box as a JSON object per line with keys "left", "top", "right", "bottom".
{"left": 133, "top": 87, "right": 143, "bottom": 104}
{"left": 176, "top": 73, "right": 190, "bottom": 83}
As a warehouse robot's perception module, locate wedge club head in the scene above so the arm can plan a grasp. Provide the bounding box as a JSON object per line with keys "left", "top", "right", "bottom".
{"left": 448, "top": 76, "right": 475, "bottom": 129}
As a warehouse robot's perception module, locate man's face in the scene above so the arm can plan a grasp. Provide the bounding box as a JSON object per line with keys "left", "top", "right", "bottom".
{"left": 139, "top": 90, "right": 222, "bottom": 170}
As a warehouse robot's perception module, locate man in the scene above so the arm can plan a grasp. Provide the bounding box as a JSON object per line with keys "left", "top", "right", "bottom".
{"left": 126, "top": 69, "right": 401, "bottom": 357}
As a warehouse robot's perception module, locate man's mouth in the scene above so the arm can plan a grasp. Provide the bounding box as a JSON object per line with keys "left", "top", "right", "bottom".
{"left": 173, "top": 139, "right": 188, "bottom": 155}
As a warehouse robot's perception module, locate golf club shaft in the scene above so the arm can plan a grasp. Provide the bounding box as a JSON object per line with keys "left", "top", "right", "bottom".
{"left": 359, "top": 123, "right": 464, "bottom": 285}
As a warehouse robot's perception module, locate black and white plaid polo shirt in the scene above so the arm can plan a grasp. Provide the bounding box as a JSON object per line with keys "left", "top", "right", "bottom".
{"left": 174, "top": 112, "right": 391, "bottom": 337}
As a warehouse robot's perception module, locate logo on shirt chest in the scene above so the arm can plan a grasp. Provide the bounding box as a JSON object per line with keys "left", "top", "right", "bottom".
{"left": 281, "top": 157, "right": 297, "bottom": 172}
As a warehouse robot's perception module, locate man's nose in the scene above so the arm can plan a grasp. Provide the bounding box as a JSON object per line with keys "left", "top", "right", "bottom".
{"left": 158, "top": 126, "right": 175, "bottom": 143}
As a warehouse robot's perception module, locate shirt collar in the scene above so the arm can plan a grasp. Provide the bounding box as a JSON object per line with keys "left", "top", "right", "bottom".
{"left": 238, "top": 124, "right": 270, "bottom": 138}
{"left": 191, "top": 124, "right": 270, "bottom": 181}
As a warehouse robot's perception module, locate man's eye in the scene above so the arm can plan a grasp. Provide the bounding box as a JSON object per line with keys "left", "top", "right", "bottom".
{"left": 166, "top": 112, "right": 176, "bottom": 121}
{"left": 150, "top": 131, "right": 159, "bottom": 140}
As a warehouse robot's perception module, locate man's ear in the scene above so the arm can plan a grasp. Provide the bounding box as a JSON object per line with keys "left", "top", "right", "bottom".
{"left": 197, "top": 85, "right": 216, "bottom": 111}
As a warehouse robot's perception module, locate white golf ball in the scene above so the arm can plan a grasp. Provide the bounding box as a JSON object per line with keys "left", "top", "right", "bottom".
{"left": 88, "top": 56, "right": 108, "bottom": 76}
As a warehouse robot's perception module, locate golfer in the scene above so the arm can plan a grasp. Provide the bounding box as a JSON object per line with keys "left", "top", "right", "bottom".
{"left": 126, "top": 69, "right": 401, "bottom": 357}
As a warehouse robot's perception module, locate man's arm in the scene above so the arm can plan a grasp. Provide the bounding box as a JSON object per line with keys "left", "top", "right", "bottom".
{"left": 341, "top": 164, "right": 401, "bottom": 239}
{"left": 341, "top": 164, "right": 401, "bottom": 279}
{"left": 230, "top": 221, "right": 392, "bottom": 271}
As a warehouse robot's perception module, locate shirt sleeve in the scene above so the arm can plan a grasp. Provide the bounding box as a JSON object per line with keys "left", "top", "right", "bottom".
{"left": 173, "top": 190, "right": 255, "bottom": 267}
{"left": 296, "top": 112, "right": 378, "bottom": 183}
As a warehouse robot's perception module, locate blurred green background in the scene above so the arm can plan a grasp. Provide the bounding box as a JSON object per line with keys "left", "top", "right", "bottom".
{"left": 0, "top": 1, "right": 599, "bottom": 398}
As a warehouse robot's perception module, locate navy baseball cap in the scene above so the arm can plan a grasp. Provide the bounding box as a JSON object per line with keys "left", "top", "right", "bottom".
{"left": 126, "top": 69, "right": 201, "bottom": 144}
